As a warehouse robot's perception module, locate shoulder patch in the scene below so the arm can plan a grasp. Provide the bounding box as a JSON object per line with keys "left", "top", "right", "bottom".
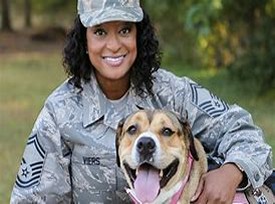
{"left": 190, "top": 83, "right": 229, "bottom": 118}
{"left": 16, "top": 134, "right": 46, "bottom": 189}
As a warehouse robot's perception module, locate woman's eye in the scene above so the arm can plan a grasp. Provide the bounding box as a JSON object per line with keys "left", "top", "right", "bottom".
{"left": 120, "top": 27, "right": 131, "bottom": 35}
{"left": 162, "top": 128, "right": 174, "bottom": 137}
{"left": 94, "top": 29, "right": 106, "bottom": 36}
{"left": 127, "top": 125, "right": 137, "bottom": 135}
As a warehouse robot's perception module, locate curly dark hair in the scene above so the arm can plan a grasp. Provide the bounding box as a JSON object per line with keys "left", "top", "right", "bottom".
{"left": 63, "top": 9, "right": 161, "bottom": 97}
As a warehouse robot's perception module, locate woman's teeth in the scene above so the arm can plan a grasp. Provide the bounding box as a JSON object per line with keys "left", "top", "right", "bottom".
{"left": 104, "top": 55, "right": 125, "bottom": 66}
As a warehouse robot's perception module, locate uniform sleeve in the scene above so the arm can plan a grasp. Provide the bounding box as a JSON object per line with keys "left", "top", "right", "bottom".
{"left": 10, "top": 101, "right": 72, "bottom": 203}
{"left": 180, "top": 78, "right": 273, "bottom": 189}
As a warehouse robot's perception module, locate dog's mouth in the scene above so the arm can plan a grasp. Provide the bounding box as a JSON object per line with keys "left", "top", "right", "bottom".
{"left": 123, "top": 159, "right": 179, "bottom": 203}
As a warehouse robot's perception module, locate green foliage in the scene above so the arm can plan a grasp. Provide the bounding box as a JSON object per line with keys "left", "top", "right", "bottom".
{"left": 143, "top": 0, "right": 275, "bottom": 93}
{"left": 185, "top": 0, "right": 275, "bottom": 92}
{"left": 142, "top": 1, "right": 200, "bottom": 66}
{"left": 12, "top": 0, "right": 76, "bottom": 27}
{"left": 185, "top": 0, "right": 222, "bottom": 36}
{"left": 229, "top": 9, "right": 275, "bottom": 92}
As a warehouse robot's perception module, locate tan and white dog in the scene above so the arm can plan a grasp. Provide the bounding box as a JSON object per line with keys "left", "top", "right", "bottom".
{"left": 116, "top": 109, "right": 207, "bottom": 204}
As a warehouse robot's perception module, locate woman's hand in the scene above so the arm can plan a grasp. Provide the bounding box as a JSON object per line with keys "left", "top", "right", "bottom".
{"left": 191, "top": 163, "right": 243, "bottom": 204}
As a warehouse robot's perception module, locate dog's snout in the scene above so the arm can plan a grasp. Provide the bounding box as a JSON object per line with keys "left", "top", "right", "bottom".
{"left": 137, "top": 137, "right": 156, "bottom": 156}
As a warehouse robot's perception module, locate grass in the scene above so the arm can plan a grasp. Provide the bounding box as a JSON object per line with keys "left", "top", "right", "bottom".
{"left": 0, "top": 53, "right": 65, "bottom": 203}
{"left": 0, "top": 53, "right": 274, "bottom": 203}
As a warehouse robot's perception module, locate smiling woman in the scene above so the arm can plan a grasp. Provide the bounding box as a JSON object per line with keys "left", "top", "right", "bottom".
{"left": 86, "top": 21, "right": 137, "bottom": 99}
{"left": 62, "top": 11, "right": 160, "bottom": 100}
{"left": 10, "top": 0, "right": 273, "bottom": 203}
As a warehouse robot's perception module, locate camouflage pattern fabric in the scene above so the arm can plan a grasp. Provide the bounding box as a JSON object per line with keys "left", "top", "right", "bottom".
{"left": 10, "top": 69, "right": 273, "bottom": 203}
{"left": 78, "top": 0, "right": 143, "bottom": 27}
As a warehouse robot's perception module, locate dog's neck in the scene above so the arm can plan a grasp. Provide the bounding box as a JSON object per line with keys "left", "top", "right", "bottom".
{"left": 126, "top": 152, "right": 194, "bottom": 204}
{"left": 169, "top": 153, "right": 194, "bottom": 203}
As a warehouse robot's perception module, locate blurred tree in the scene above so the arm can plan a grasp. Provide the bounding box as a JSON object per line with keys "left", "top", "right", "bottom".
{"left": 1, "top": 0, "right": 12, "bottom": 31}
{"left": 24, "top": 0, "right": 31, "bottom": 28}
{"left": 142, "top": 0, "right": 200, "bottom": 66}
{"left": 185, "top": 0, "right": 275, "bottom": 92}
{"left": 10, "top": 0, "right": 75, "bottom": 28}
{"left": 226, "top": 0, "right": 275, "bottom": 92}
{"left": 30, "top": 0, "right": 76, "bottom": 26}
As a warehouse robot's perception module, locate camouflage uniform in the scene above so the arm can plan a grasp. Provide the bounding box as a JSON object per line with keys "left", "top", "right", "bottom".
{"left": 11, "top": 69, "right": 273, "bottom": 203}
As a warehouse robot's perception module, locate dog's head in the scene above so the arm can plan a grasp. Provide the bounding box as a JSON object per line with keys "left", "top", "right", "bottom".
{"left": 116, "top": 109, "right": 199, "bottom": 203}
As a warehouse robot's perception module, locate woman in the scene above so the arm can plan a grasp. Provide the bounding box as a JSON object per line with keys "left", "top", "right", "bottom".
{"left": 11, "top": 0, "right": 272, "bottom": 203}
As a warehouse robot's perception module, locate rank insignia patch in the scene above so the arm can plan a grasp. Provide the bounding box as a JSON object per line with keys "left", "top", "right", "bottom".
{"left": 190, "top": 83, "right": 229, "bottom": 118}
{"left": 16, "top": 134, "right": 45, "bottom": 188}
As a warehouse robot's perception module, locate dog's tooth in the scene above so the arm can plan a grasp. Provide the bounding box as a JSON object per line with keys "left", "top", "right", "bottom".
{"left": 135, "top": 168, "right": 138, "bottom": 176}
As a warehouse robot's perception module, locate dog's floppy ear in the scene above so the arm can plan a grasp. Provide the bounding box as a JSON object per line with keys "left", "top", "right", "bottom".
{"left": 116, "top": 119, "right": 125, "bottom": 167}
{"left": 177, "top": 111, "right": 199, "bottom": 161}
{"left": 184, "top": 122, "right": 199, "bottom": 161}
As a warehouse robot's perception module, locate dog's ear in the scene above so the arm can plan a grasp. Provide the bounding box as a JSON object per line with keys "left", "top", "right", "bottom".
{"left": 116, "top": 119, "right": 125, "bottom": 167}
{"left": 177, "top": 111, "right": 199, "bottom": 161}
{"left": 184, "top": 122, "right": 199, "bottom": 161}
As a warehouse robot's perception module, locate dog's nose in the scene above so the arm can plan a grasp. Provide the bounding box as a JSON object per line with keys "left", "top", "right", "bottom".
{"left": 137, "top": 137, "right": 156, "bottom": 160}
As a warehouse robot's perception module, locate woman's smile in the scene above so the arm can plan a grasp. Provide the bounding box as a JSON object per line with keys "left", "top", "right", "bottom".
{"left": 102, "top": 54, "right": 127, "bottom": 67}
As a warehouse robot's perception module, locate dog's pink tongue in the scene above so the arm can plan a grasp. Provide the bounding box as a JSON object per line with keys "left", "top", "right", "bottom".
{"left": 134, "top": 166, "right": 160, "bottom": 203}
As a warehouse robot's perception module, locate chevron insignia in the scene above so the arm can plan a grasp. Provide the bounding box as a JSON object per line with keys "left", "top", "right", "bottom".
{"left": 190, "top": 83, "right": 229, "bottom": 118}
{"left": 16, "top": 134, "right": 45, "bottom": 188}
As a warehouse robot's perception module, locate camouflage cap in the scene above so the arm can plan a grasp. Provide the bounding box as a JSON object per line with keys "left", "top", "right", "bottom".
{"left": 78, "top": 0, "right": 144, "bottom": 27}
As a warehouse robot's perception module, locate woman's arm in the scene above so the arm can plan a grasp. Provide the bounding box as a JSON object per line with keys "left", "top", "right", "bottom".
{"left": 182, "top": 78, "right": 273, "bottom": 203}
{"left": 10, "top": 101, "right": 72, "bottom": 203}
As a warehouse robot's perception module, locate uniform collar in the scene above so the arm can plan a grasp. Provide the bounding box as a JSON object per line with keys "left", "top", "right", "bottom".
{"left": 82, "top": 73, "right": 156, "bottom": 129}
{"left": 82, "top": 76, "right": 104, "bottom": 128}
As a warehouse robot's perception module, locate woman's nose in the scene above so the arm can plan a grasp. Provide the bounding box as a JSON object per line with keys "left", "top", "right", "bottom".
{"left": 106, "top": 34, "right": 121, "bottom": 52}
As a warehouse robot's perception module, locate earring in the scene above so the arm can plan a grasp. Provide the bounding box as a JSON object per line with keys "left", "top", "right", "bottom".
{"left": 86, "top": 50, "right": 88, "bottom": 54}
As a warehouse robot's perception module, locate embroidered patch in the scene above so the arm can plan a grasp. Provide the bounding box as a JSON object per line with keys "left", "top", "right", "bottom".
{"left": 16, "top": 134, "right": 45, "bottom": 188}
{"left": 190, "top": 83, "right": 229, "bottom": 118}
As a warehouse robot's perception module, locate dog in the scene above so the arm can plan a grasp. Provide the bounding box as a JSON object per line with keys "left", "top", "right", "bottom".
{"left": 116, "top": 109, "right": 207, "bottom": 204}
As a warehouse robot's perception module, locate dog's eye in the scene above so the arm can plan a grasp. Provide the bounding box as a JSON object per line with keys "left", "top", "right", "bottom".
{"left": 127, "top": 125, "right": 137, "bottom": 135}
{"left": 162, "top": 128, "right": 174, "bottom": 137}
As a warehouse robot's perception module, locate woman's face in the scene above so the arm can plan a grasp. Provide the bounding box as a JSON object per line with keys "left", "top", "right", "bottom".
{"left": 86, "top": 21, "right": 137, "bottom": 86}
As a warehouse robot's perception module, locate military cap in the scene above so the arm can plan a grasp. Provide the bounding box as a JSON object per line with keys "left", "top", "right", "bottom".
{"left": 78, "top": 0, "right": 144, "bottom": 27}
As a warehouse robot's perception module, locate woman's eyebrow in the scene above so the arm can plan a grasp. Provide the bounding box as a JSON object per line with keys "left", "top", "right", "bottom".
{"left": 123, "top": 22, "right": 134, "bottom": 26}
{"left": 93, "top": 24, "right": 102, "bottom": 28}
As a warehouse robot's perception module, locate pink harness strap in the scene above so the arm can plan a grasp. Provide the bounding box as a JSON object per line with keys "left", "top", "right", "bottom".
{"left": 126, "top": 152, "right": 194, "bottom": 204}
